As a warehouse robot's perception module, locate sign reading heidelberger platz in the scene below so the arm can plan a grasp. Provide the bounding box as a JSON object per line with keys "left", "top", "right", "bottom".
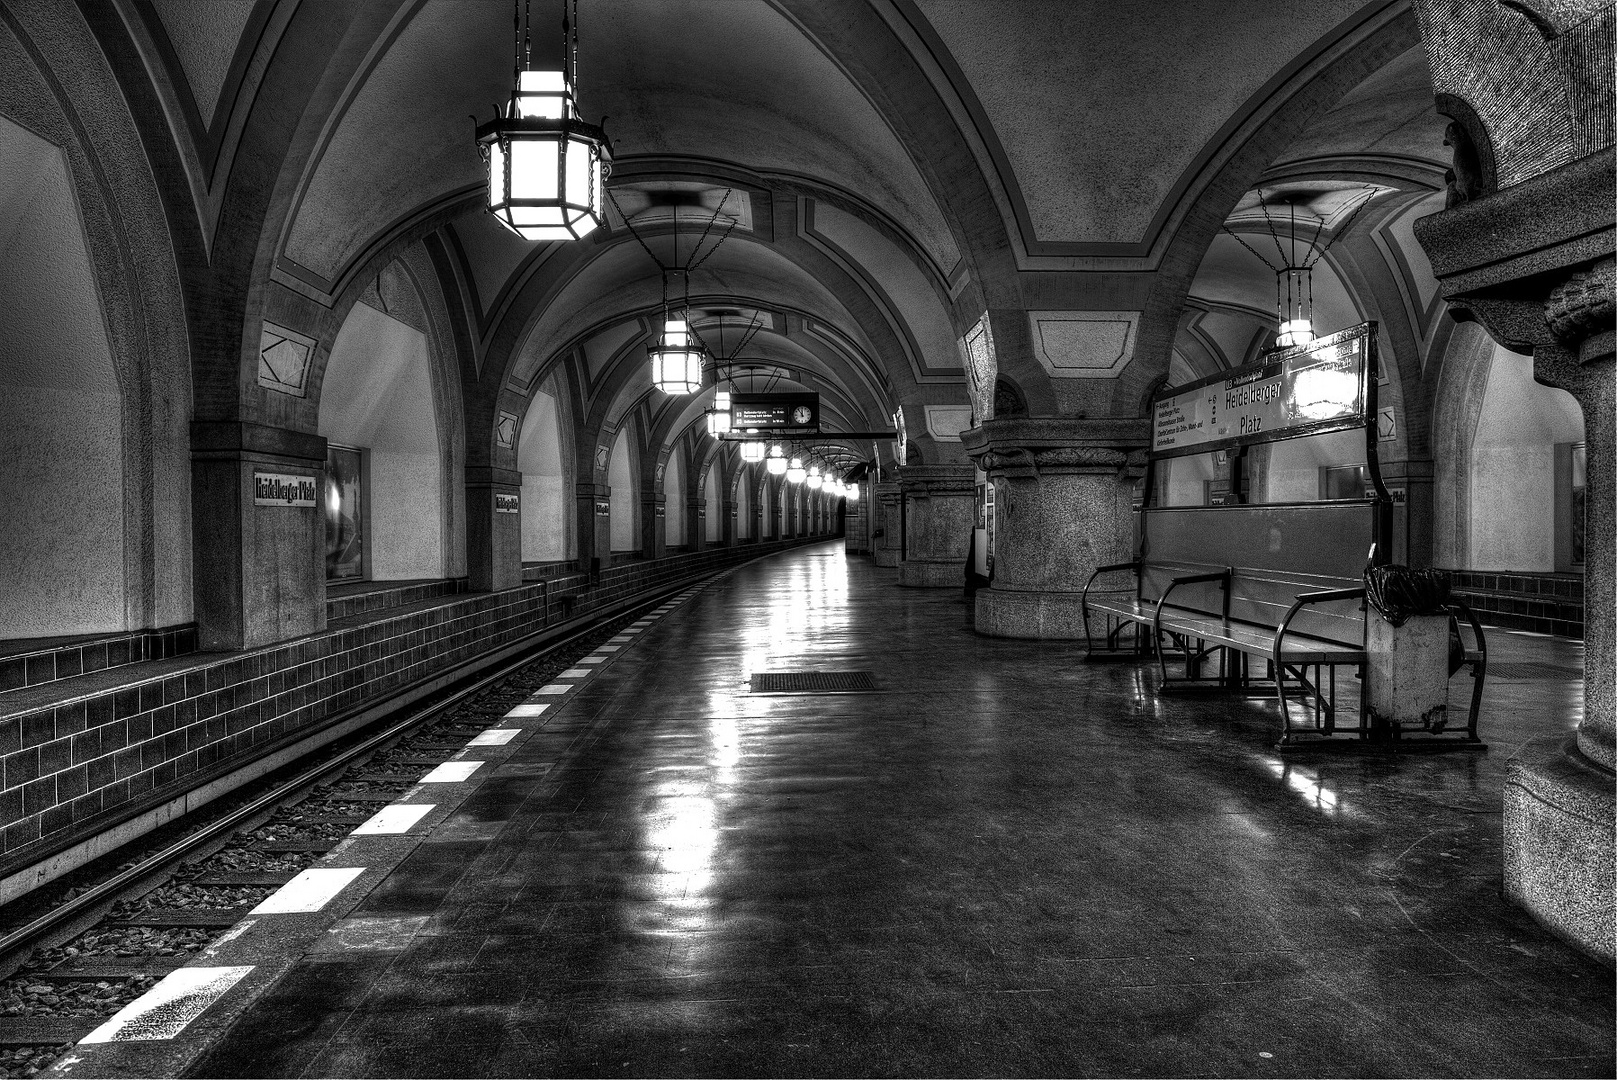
{"left": 1152, "top": 323, "right": 1374, "bottom": 457}
{"left": 253, "top": 471, "right": 318, "bottom": 507}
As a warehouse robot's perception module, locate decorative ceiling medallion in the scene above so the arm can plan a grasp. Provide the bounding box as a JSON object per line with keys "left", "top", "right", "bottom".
{"left": 924, "top": 404, "right": 974, "bottom": 442}
{"left": 1027, "top": 311, "right": 1141, "bottom": 379}
{"left": 257, "top": 322, "right": 316, "bottom": 396}
{"left": 494, "top": 412, "right": 519, "bottom": 448}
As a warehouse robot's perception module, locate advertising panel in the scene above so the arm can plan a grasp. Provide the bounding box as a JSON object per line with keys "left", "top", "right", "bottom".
{"left": 1151, "top": 323, "right": 1374, "bottom": 458}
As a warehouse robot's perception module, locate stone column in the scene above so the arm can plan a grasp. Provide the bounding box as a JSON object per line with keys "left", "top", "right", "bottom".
{"left": 466, "top": 465, "right": 523, "bottom": 592}
{"left": 845, "top": 486, "right": 870, "bottom": 555}
{"left": 873, "top": 482, "right": 901, "bottom": 567}
{"left": 190, "top": 422, "right": 327, "bottom": 650}
{"left": 575, "top": 481, "right": 611, "bottom": 573}
{"left": 961, "top": 418, "right": 1148, "bottom": 637}
{"left": 687, "top": 497, "right": 706, "bottom": 551}
{"left": 641, "top": 491, "right": 666, "bottom": 559}
{"left": 1416, "top": 161, "right": 1613, "bottom": 962}
{"left": 897, "top": 465, "right": 975, "bottom": 587}
{"left": 721, "top": 498, "right": 737, "bottom": 546}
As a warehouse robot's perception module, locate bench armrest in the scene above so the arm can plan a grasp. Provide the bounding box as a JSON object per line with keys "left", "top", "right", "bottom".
{"left": 1152, "top": 567, "right": 1232, "bottom": 640}
{"left": 1272, "top": 587, "right": 1365, "bottom": 664}
{"left": 1081, "top": 560, "right": 1141, "bottom": 610}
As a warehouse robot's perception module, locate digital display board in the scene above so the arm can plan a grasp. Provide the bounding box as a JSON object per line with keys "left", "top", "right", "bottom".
{"left": 730, "top": 392, "right": 819, "bottom": 430}
{"left": 1152, "top": 323, "right": 1374, "bottom": 458}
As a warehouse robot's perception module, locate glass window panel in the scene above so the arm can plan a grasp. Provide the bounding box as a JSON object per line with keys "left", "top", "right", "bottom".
{"left": 487, "top": 141, "right": 507, "bottom": 206}
{"left": 325, "top": 446, "right": 364, "bottom": 581}
{"left": 565, "top": 137, "right": 592, "bottom": 206}
{"left": 509, "top": 137, "right": 559, "bottom": 200}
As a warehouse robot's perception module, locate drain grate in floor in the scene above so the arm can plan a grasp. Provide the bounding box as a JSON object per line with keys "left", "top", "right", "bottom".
{"left": 750, "top": 671, "right": 878, "bottom": 693}
{"left": 1485, "top": 661, "right": 1582, "bottom": 681}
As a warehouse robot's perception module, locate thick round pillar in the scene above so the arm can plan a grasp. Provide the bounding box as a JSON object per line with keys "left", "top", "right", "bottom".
{"left": 962, "top": 418, "right": 1148, "bottom": 638}
{"left": 873, "top": 482, "right": 901, "bottom": 567}
{"left": 896, "top": 465, "right": 974, "bottom": 587}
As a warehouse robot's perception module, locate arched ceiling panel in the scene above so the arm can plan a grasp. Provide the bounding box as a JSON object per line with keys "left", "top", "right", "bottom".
{"left": 148, "top": 0, "right": 259, "bottom": 128}
{"left": 1269, "top": 46, "right": 1449, "bottom": 176}
{"left": 281, "top": 0, "right": 959, "bottom": 290}
{"left": 909, "top": 0, "right": 1369, "bottom": 245}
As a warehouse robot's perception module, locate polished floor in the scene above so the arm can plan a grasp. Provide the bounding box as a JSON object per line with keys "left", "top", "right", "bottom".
{"left": 194, "top": 542, "right": 1612, "bottom": 1078}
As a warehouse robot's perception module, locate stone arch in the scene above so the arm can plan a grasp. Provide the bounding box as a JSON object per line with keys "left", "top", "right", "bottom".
{"left": 608, "top": 421, "right": 641, "bottom": 556}
{"left": 517, "top": 368, "right": 576, "bottom": 565}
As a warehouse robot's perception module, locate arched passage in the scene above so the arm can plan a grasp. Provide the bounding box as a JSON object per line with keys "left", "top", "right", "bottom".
{"left": 704, "top": 463, "right": 723, "bottom": 543}
{"left": 608, "top": 425, "right": 639, "bottom": 555}
{"left": 664, "top": 453, "right": 687, "bottom": 550}
{"left": 0, "top": 117, "right": 126, "bottom": 636}
{"left": 317, "top": 297, "right": 447, "bottom": 581}
{"left": 517, "top": 379, "right": 573, "bottom": 564}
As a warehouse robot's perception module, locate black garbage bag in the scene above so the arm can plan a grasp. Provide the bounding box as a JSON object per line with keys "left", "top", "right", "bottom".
{"left": 1364, "top": 564, "right": 1452, "bottom": 627}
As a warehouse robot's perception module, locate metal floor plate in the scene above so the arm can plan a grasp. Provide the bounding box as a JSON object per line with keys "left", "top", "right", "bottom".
{"left": 750, "top": 671, "right": 878, "bottom": 693}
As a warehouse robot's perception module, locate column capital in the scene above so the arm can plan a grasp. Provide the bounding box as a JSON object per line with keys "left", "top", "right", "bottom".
{"left": 897, "top": 464, "right": 976, "bottom": 496}
{"left": 961, "top": 417, "right": 1150, "bottom": 478}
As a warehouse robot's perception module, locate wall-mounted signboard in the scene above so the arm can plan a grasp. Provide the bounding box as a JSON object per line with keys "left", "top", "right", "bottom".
{"left": 1151, "top": 323, "right": 1375, "bottom": 459}
{"left": 254, "top": 472, "right": 318, "bottom": 507}
{"left": 729, "top": 392, "right": 819, "bottom": 430}
{"left": 495, "top": 493, "right": 520, "bottom": 514}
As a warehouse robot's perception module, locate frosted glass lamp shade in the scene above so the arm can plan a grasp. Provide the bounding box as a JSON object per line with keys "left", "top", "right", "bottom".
{"left": 479, "top": 70, "right": 611, "bottom": 242}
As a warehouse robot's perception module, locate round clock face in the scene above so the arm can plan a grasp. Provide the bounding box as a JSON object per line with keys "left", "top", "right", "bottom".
{"left": 791, "top": 405, "right": 813, "bottom": 425}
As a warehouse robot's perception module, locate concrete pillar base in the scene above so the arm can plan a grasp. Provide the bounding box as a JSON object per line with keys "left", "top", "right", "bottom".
{"left": 1504, "top": 737, "right": 1616, "bottom": 965}
{"left": 897, "top": 558, "right": 962, "bottom": 588}
{"left": 974, "top": 588, "right": 1090, "bottom": 638}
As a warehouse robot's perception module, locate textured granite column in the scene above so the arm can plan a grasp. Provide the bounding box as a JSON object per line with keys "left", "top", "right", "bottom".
{"left": 1417, "top": 162, "right": 1614, "bottom": 962}
{"left": 641, "top": 491, "right": 666, "bottom": 559}
{"left": 687, "top": 497, "right": 706, "bottom": 551}
{"left": 575, "top": 482, "right": 611, "bottom": 573}
{"left": 961, "top": 418, "right": 1149, "bottom": 638}
{"left": 897, "top": 465, "right": 975, "bottom": 588}
{"left": 720, "top": 498, "right": 736, "bottom": 547}
{"left": 873, "top": 482, "right": 901, "bottom": 568}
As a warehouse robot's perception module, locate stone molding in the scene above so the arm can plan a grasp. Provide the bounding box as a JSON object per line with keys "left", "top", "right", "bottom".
{"left": 895, "top": 464, "right": 976, "bottom": 497}
{"left": 961, "top": 417, "right": 1151, "bottom": 478}
{"left": 1545, "top": 255, "right": 1615, "bottom": 353}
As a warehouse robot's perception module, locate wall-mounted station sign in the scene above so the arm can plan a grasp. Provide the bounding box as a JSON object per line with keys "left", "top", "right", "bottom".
{"left": 729, "top": 392, "right": 819, "bottom": 431}
{"left": 253, "top": 472, "right": 318, "bottom": 507}
{"left": 1151, "top": 322, "right": 1375, "bottom": 458}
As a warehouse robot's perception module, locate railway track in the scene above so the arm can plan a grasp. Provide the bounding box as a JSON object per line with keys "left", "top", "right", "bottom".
{"left": 0, "top": 575, "right": 709, "bottom": 1078}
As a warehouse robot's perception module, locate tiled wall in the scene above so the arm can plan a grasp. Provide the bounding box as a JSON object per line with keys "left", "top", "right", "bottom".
{"left": 325, "top": 578, "right": 469, "bottom": 622}
{"left": 1449, "top": 570, "right": 1584, "bottom": 638}
{"left": 0, "top": 539, "right": 818, "bottom": 876}
{"left": 0, "top": 625, "right": 198, "bottom": 695}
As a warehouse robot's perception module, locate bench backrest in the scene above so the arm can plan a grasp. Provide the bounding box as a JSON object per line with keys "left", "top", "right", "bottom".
{"left": 1138, "top": 502, "right": 1372, "bottom": 647}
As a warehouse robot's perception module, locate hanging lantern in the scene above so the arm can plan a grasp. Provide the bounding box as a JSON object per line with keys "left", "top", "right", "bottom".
{"left": 649, "top": 317, "right": 705, "bottom": 394}
{"left": 705, "top": 389, "right": 733, "bottom": 436}
{"left": 845, "top": 482, "right": 860, "bottom": 503}
{"left": 765, "top": 445, "right": 787, "bottom": 475}
{"left": 786, "top": 457, "right": 806, "bottom": 484}
{"left": 806, "top": 466, "right": 822, "bottom": 490}
{"left": 477, "top": 2, "right": 611, "bottom": 242}
{"left": 1276, "top": 266, "right": 1314, "bottom": 348}
{"left": 739, "top": 440, "right": 766, "bottom": 463}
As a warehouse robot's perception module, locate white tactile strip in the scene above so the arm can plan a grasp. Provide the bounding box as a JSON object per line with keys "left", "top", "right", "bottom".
{"left": 534, "top": 683, "right": 571, "bottom": 694}
{"left": 80, "top": 966, "right": 256, "bottom": 1043}
{"left": 557, "top": 668, "right": 592, "bottom": 678}
{"left": 594, "top": 646, "right": 620, "bottom": 653}
{"left": 466, "top": 728, "right": 520, "bottom": 747}
{"left": 251, "top": 867, "right": 367, "bottom": 914}
{"left": 352, "top": 803, "right": 436, "bottom": 835}
{"left": 420, "top": 761, "right": 483, "bottom": 783}
{"left": 505, "top": 702, "right": 551, "bottom": 717}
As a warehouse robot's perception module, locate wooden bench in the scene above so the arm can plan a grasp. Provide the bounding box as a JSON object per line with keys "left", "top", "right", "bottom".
{"left": 1082, "top": 500, "right": 1486, "bottom": 748}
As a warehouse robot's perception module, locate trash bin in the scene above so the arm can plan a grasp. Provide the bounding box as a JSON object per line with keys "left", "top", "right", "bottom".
{"left": 1365, "top": 566, "right": 1453, "bottom": 734}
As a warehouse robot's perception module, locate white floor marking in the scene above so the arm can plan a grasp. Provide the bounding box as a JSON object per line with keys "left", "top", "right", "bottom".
{"left": 467, "top": 728, "right": 520, "bottom": 747}
{"left": 81, "top": 966, "right": 255, "bottom": 1043}
{"left": 558, "top": 668, "right": 592, "bottom": 678}
{"left": 251, "top": 866, "right": 367, "bottom": 914}
{"left": 506, "top": 702, "right": 550, "bottom": 717}
{"left": 420, "top": 760, "right": 483, "bottom": 783}
{"left": 352, "top": 803, "right": 436, "bottom": 835}
{"left": 622, "top": 629, "right": 642, "bottom": 635}
{"left": 595, "top": 645, "right": 620, "bottom": 653}
{"left": 535, "top": 683, "right": 570, "bottom": 694}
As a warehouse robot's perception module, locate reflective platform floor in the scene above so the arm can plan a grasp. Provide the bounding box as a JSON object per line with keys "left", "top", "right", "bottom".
{"left": 192, "top": 542, "right": 1612, "bottom": 1078}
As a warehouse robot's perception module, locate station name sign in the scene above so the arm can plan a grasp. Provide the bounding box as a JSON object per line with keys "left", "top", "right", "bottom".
{"left": 1151, "top": 323, "right": 1374, "bottom": 458}
{"left": 729, "top": 392, "right": 819, "bottom": 431}
{"left": 253, "top": 472, "right": 318, "bottom": 507}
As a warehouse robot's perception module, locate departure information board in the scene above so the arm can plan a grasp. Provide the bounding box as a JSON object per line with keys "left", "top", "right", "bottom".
{"left": 730, "top": 392, "right": 819, "bottom": 430}
{"left": 1151, "top": 323, "right": 1374, "bottom": 458}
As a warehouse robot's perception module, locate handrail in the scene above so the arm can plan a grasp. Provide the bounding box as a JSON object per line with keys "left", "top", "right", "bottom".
{"left": 1272, "top": 587, "right": 1366, "bottom": 742}
{"left": 1081, "top": 560, "right": 1141, "bottom": 650}
{"left": 1152, "top": 568, "right": 1232, "bottom": 681}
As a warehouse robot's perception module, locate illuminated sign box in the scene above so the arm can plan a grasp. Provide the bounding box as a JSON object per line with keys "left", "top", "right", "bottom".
{"left": 1151, "top": 323, "right": 1374, "bottom": 458}
{"left": 729, "top": 392, "right": 819, "bottom": 430}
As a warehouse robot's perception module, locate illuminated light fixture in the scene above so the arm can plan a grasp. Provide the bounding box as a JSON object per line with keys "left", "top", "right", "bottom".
{"left": 786, "top": 457, "right": 806, "bottom": 484}
{"left": 649, "top": 316, "right": 705, "bottom": 395}
{"left": 477, "top": 0, "right": 611, "bottom": 242}
{"left": 739, "top": 440, "right": 766, "bottom": 463}
{"left": 806, "top": 466, "right": 822, "bottom": 490}
{"left": 705, "top": 389, "right": 733, "bottom": 437}
{"left": 765, "top": 444, "right": 787, "bottom": 475}
{"left": 845, "top": 482, "right": 860, "bottom": 503}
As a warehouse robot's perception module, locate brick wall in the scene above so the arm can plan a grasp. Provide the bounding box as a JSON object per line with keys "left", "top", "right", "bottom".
{"left": 0, "top": 538, "right": 820, "bottom": 877}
